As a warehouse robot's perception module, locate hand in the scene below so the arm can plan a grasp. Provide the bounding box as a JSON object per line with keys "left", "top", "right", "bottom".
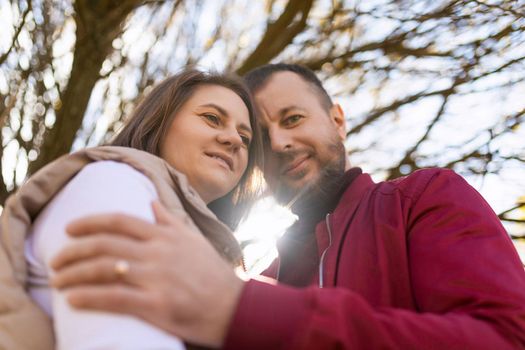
{"left": 51, "top": 201, "right": 245, "bottom": 348}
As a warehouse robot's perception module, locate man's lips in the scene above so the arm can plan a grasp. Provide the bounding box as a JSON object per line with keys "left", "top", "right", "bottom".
{"left": 205, "top": 152, "right": 233, "bottom": 171}
{"left": 281, "top": 154, "right": 310, "bottom": 176}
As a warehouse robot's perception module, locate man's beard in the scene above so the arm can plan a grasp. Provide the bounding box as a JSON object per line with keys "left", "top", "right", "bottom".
{"left": 271, "top": 139, "right": 347, "bottom": 218}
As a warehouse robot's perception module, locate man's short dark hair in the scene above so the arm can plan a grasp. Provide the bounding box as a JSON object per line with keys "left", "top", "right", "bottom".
{"left": 243, "top": 63, "right": 333, "bottom": 112}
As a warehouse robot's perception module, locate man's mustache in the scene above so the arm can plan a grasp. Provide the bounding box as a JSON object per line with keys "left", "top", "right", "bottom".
{"left": 267, "top": 149, "right": 310, "bottom": 170}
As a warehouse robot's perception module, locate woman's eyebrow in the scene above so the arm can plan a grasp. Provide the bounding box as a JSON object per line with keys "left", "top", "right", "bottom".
{"left": 200, "top": 103, "right": 252, "bottom": 135}
{"left": 200, "top": 103, "right": 228, "bottom": 117}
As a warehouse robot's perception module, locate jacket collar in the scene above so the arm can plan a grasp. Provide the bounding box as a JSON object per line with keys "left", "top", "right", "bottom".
{"left": 317, "top": 171, "right": 376, "bottom": 287}
{"left": 285, "top": 168, "right": 363, "bottom": 238}
{"left": 332, "top": 171, "right": 375, "bottom": 219}
{"left": 274, "top": 168, "right": 370, "bottom": 287}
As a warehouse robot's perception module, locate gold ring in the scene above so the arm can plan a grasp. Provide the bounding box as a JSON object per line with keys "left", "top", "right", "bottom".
{"left": 114, "top": 259, "right": 130, "bottom": 277}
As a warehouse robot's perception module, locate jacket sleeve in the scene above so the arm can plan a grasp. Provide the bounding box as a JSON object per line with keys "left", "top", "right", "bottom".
{"left": 223, "top": 170, "right": 525, "bottom": 349}
{"left": 32, "top": 161, "right": 185, "bottom": 350}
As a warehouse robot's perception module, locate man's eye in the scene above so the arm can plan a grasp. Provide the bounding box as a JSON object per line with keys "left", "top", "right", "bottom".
{"left": 283, "top": 114, "right": 303, "bottom": 126}
{"left": 203, "top": 113, "right": 220, "bottom": 125}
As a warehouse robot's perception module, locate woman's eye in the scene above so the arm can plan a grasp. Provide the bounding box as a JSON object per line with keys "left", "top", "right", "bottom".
{"left": 203, "top": 113, "right": 220, "bottom": 125}
{"left": 283, "top": 114, "right": 303, "bottom": 126}
{"left": 240, "top": 135, "right": 251, "bottom": 147}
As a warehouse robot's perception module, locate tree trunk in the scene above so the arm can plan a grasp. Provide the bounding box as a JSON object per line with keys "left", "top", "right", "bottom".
{"left": 28, "top": 0, "right": 142, "bottom": 176}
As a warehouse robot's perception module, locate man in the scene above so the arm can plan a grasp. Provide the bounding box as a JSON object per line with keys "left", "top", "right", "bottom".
{"left": 51, "top": 64, "right": 525, "bottom": 349}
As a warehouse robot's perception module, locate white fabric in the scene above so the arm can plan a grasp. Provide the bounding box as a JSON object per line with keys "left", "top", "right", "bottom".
{"left": 25, "top": 161, "right": 185, "bottom": 350}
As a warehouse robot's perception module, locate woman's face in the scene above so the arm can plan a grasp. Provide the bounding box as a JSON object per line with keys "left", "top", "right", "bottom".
{"left": 160, "top": 84, "right": 252, "bottom": 203}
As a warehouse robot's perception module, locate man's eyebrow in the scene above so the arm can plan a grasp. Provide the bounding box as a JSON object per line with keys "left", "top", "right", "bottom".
{"left": 278, "top": 105, "right": 306, "bottom": 117}
{"left": 200, "top": 103, "right": 252, "bottom": 135}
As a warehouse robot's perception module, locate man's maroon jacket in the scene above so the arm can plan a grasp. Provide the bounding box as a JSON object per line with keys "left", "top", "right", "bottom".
{"left": 224, "top": 168, "right": 525, "bottom": 349}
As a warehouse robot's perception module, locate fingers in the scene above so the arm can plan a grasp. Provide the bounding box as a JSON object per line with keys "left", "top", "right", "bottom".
{"left": 51, "top": 256, "right": 143, "bottom": 289}
{"left": 66, "top": 213, "right": 157, "bottom": 240}
{"left": 51, "top": 234, "right": 143, "bottom": 270}
{"left": 65, "top": 285, "right": 151, "bottom": 318}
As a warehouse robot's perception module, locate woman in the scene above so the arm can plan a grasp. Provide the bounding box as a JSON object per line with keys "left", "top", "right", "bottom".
{"left": 0, "top": 69, "right": 262, "bottom": 349}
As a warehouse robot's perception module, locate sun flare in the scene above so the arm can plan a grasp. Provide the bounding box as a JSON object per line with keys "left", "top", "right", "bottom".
{"left": 235, "top": 197, "right": 296, "bottom": 275}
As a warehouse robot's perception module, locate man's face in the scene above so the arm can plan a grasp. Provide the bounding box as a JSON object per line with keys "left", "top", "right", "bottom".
{"left": 254, "top": 71, "right": 349, "bottom": 206}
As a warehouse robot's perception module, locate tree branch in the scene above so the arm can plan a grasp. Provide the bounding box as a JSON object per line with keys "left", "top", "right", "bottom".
{"left": 347, "top": 86, "right": 455, "bottom": 136}
{"left": 386, "top": 90, "right": 452, "bottom": 179}
{"left": 27, "top": 0, "right": 145, "bottom": 176}
{"left": 236, "top": 0, "right": 314, "bottom": 75}
{"left": 0, "top": 0, "right": 32, "bottom": 66}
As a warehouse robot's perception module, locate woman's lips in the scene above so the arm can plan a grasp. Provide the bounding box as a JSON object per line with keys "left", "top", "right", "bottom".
{"left": 205, "top": 152, "right": 233, "bottom": 171}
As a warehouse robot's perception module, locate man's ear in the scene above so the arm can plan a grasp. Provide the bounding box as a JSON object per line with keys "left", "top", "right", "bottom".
{"left": 330, "top": 103, "right": 346, "bottom": 140}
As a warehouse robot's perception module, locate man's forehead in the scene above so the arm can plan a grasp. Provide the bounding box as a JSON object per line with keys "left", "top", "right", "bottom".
{"left": 257, "top": 71, "right": 307, "bottom": 94}
{"left": 254, "top": 72, "right": 310, "bottom": 117}
{"left": 253, "top": 98, "right": 290, "bottom": 127}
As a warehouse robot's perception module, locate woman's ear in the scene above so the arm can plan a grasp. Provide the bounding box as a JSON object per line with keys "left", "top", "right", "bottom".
{"left": 330, "top": 104, "right": 346, "bottom": 140}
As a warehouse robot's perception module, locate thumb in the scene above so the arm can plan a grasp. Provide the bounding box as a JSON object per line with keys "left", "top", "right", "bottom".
{"left": 152, "top": 201, "right": 180, "bottom": 226}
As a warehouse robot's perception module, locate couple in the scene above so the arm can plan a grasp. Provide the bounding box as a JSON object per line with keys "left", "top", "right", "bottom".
{"left": 2, "top": 64, "right": 525, "bottom": 349}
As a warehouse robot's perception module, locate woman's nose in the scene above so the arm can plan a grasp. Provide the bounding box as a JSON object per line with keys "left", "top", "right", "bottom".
{"left": 217, "top": 128, "right": 242, "bottom": 149}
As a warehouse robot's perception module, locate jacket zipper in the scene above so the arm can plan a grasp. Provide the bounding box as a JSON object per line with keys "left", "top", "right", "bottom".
{"left": 319, "top": 213, "right": 333, "bottom": 288}
{"left": 275, "top": 213, "right": 333, "bottom": 286}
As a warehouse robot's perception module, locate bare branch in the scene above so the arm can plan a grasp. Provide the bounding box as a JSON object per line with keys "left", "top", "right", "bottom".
{"left": 347, "top": 86, "right": 455, "bottom": 136}
{"left": 27, "top": 0, "right": 145, "bottom": 176}
{"left": 236, "top": 0, "right": 314, "bottom": 75}
{"left": 471, "top": 0, "right": 525, "bottom": 18}
{"left": 386, "top": 90, "right": 452, "bottom": 179}
{"left": 0, "top": 0, "right": 32, "bottom": 65}
{"left": 502, "top": 218, "right": 525, "bottom": 224}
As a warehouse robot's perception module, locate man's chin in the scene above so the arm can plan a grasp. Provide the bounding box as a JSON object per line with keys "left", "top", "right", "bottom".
{"left": 273, "top": 158, "right": 346, "bottom": 211}
{"left": 271, "top": 177, "right": 318, "bottom": 207}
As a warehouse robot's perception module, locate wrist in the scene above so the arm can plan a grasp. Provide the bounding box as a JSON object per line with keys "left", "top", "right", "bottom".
{"left": 211, "top": 273, "right": 245, "bottom": 347}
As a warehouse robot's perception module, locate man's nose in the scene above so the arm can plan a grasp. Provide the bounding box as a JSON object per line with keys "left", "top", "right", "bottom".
{"left": 267, "top": 128, "right": 292, "bottom": 153}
